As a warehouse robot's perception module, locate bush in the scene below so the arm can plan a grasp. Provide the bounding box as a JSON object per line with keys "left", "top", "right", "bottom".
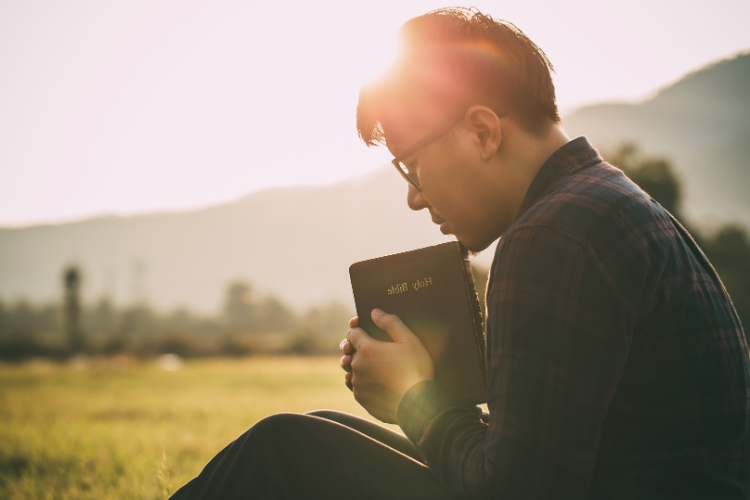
{"left": 0, "top": 334, "right": 67, "bottom": 362}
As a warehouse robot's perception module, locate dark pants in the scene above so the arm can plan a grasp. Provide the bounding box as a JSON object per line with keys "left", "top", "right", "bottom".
{"left": 169, "top": 410, "right": 463, "bottom": 500}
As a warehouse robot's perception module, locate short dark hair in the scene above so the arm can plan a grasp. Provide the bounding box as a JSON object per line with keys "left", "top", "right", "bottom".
{"left": 356, "top": 7, "right": 559, "bottom": 146}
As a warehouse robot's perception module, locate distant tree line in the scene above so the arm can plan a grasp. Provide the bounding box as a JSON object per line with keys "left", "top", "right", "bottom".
{"left": 0, "top": 269, "right": 492, "bottom": 363}
{"left": 2, "top": 143, "right": 747, "bottom": 360}
{"left": 0, "top": 277, "right": 355, "bottom": 361}
{"left": 605, "top": 144, "right": 750, "bottom": 336}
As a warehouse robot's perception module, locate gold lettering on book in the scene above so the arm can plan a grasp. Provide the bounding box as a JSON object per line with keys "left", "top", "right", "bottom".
{"left": 412, "top": 277, "right": 433, "bottom": 291}
{"left": 387, "top": 283, "right": 409, "bottom": 295}
{"left": 387, "top": 277, "right": 433, "bottom": 295}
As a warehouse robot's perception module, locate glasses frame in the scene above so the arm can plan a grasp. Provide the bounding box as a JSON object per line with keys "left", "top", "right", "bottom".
{"left": 390, "top": 111, "right": 467, "bottom": 192}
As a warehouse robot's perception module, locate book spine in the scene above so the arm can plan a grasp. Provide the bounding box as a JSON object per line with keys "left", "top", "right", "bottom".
{"left": 459, "top": 243, "right": 488, "bottom": 383}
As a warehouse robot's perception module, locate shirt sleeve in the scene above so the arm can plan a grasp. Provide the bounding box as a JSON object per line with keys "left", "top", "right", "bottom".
{"left": 397, "top": 225, "right": 637, "bottom": 499}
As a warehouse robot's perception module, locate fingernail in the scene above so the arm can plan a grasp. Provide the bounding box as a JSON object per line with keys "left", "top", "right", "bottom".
{"left": 372, "top": 308, "right": 383, "bottom": 317}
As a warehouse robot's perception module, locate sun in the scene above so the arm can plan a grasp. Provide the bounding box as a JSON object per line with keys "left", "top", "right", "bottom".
{"left": 358, "top": 27, "right": 402, "bottom": 87}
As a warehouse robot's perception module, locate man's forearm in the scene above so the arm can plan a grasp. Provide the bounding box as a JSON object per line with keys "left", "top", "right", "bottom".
{"left": 398, "top": 380, "right": 489, "bottom": 497}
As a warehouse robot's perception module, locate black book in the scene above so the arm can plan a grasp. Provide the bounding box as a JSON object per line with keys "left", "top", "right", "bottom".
{"left": 349, "top": 241, "right": 487, "bottom": 406}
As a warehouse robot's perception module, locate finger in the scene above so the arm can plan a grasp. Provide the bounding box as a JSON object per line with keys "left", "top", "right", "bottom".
{"left": 339, "top": 338, "right": 350, "bottom": 355}
{"left": 346, "top": 327, "right": 370, "bottom": 351}
{"left": 371, "top": 308, "right": 414, "bottom": 343}
{"left": 340, "top": 354, "right": 352, "bottom": 372}
{"left": 341, "top": 340, "right": 354, "bottom": 355}
{"left": 345, "top": 371, "right": 353, "bottom": 391}
{"left": 349, "top": 316, "right": 359, "bottom": 328}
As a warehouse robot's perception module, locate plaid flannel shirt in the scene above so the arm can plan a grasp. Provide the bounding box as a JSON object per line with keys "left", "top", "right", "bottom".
{"left": 397, "top": 137, "right": 750, "bottom": 499}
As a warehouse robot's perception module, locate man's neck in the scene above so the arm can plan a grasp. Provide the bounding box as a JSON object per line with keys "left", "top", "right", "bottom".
{"left": 497, "top": 123, "right": 570, "bottom": 222}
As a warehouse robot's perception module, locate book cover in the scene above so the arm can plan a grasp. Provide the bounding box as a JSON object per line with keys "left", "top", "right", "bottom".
{"left": 349, "top": 241, "right": 487, "bottom": 406}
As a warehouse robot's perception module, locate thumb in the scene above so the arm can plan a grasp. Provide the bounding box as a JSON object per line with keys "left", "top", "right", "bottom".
{"left": 371, "top": 309, "right": 415, "bottom": 343}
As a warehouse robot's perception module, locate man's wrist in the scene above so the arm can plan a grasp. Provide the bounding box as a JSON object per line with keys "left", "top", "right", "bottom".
{"left": 397, "top": 379, "right": 457, "bottom": 443}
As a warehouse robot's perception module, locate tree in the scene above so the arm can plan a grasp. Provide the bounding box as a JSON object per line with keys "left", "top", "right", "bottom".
{"left": 223, "top": 281, "right": 259, "bottom": 332}
{"left": 703, "top": 226, "right": 750, "bottom": 334}
{"left": 256, "top": 296, "right": 297, "bottom": 333}
{"left": 604, "top": 143, "right": 683, "bottom": 220}
{"left": 222, "top": 281, "right": 298, "bottom": 334}
{"left": 63, "top": 266, "right": 85, "bottom": 352}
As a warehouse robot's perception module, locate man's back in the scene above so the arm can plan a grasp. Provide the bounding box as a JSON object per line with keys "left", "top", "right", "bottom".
{"left": 492, "top": 136, "right": 750, "bottom": 498}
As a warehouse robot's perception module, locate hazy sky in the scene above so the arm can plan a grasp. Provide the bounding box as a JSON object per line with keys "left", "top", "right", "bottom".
{"left": 2, "top": 0, "right": 749, "bottom": 227}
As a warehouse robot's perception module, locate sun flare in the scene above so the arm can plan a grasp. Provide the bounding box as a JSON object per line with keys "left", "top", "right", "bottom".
{"left": 358, "top": 29, "right": 402, "bottom": 86}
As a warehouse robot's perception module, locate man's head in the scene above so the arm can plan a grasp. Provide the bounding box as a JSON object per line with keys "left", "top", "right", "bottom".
{"left": 356, "top": 7, "right": 566, "bottom": 251}
{"left": 357, "top": 7, "right": 559, "bottom": 145}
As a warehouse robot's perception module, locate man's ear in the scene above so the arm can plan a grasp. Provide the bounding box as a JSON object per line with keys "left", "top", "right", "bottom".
{"left": 465, "top": 106, "right": 502, "bottom": 161}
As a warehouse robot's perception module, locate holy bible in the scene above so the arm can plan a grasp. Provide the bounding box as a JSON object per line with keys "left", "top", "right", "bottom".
{"left": 349, "top": 241, "right": 487, "bottom": 406}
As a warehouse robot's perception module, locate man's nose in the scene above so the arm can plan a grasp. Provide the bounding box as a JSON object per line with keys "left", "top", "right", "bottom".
{"left": 406, "top": 184, "right": 429, "bottom": 212}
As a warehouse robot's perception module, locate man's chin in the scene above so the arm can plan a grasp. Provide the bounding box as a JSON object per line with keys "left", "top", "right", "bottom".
{"left": 454, "top": 233, "right": 494, "bottom": 254}
{"left": 439, "top": 222, "right": 496, "bottom": 253}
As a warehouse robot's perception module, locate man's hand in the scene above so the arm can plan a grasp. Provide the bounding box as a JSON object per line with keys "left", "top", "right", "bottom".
{"left": 340, "top": 308, "right": 434, "bottom": 424}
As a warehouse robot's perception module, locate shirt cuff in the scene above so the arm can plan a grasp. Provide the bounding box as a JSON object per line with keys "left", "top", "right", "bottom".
{"left": 397, "top": 379, "right": 457, "bottom": 444}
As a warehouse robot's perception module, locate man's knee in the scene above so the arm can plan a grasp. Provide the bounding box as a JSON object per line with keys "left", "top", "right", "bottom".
{"left": 246, "top": 412, "right": 334, "bottom": 443}
{"left": 305, "top": 409, "right": 362, "bottom": 430}
{"left": 246, "top": 412, "right": 306, "bottom": 438}
{"left": 217, "top": 414, "right": 311, "bottom": 471}
{"left": 305, "top": 409, "right": 343, "bottom": 420}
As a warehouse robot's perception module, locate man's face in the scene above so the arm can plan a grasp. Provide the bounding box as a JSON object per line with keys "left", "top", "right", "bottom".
{"left": 384, "top": 108, "right": 520, "bottom": 252}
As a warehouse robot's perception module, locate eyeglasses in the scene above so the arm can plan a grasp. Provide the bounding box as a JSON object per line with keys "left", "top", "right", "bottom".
{"left": 390, "top": 111, "right": 467, "bottom": 192}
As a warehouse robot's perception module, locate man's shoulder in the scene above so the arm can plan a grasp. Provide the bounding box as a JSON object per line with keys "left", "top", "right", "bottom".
{"left": 499, "top": 160, "right": 679, "bottom": 312}
{"left": 513, "top": 160, "right": 662, "bottom": 246}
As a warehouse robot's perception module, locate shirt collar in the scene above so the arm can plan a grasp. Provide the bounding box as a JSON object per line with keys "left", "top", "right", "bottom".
{"left": 515, "top": 136, "right": 602, "bottom": 221}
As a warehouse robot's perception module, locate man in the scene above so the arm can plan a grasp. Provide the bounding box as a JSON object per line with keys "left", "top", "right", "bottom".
{"left": 171, "top": 7, "right": 750, "bottom": 499}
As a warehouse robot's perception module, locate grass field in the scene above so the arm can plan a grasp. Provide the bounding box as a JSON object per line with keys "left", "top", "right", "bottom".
{"left": 0, "top": 356, "right": 386, "bottom": 499}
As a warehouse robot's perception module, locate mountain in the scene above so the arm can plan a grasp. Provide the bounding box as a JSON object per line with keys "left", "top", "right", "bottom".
{"left": 0, "top": 168, "right": 458, "bottom": 312}
{"left": 564, "top": 51, "right": 750, "bottom": 226}
{"left": 3, "top": 51, "right": 749, "bottom": 312}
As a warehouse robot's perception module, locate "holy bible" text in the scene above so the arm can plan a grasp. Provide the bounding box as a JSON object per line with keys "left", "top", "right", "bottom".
{"left": 386, "top": 277, "right": 433, "bottom": 295}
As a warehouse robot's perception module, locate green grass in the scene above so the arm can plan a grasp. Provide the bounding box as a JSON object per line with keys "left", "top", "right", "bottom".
{"left": 0, "top": 357, "right": 385, "bottom": 499}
